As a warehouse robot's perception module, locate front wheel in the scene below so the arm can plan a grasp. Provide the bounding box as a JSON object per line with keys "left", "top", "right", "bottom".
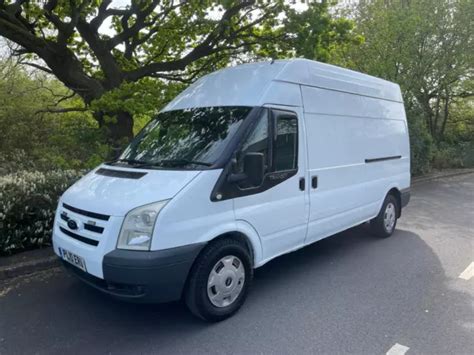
{"left": 370, "top": 194, "right": 399, "bottom": 238}
{"left": 184, "top": 238, "right": 253, "bottom": 322}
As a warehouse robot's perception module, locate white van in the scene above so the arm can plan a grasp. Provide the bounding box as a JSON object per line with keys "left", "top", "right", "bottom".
{"left": 53, "top": 59, "right": 410, "bottom": 321}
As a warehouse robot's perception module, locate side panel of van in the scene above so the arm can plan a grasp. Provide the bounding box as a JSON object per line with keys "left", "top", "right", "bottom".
{"left": 301, "top": 86, "right": 410, "bottom": 244}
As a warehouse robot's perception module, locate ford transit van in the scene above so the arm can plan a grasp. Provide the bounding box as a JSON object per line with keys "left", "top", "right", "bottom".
{"left": 53, "top": 59, "right": 410, "bottom": 321}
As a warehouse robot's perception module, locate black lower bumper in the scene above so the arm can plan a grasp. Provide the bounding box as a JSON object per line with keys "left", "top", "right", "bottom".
{"left": 62, "top": 243, "right": 205, "bottom": 303}
{"left": 401, "top": 187, "right": 411, "bottom": 208}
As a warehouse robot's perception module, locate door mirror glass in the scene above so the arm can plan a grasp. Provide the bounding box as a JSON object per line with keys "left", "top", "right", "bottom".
{"left": 243, "top": 152, "right": 265, "bottom": 187}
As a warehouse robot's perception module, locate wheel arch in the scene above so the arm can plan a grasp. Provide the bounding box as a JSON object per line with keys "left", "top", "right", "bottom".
{"left": 209, "top": 231, "right": 256, "bottom": 267}
{"left": 387, "top": 187, "right": 402, "bottom": 217}
{"left": 181, "top": 223, "right": 262, "bottom": 302}
{"left": 192, "top": 220, "right": 263, "bottom": 268}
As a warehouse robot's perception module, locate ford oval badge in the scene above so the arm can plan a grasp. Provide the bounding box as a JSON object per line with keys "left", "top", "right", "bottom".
{"left": 67, "top": 219, "right": 78, "bottom": 230}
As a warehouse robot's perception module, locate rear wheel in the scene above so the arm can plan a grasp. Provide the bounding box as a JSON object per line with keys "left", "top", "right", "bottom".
{"left": 370, "top": 194, "right": 399, "bottom": 238}
{"left": 184, "top": 238, "right": 253, "bottom": 322}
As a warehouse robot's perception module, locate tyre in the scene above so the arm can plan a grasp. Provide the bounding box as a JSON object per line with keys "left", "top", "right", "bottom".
{"left": 184, "top": 238, "right": 253, "bottom": 322}
{"left": 370, "top": 194, "right": 399, "bottom": 238}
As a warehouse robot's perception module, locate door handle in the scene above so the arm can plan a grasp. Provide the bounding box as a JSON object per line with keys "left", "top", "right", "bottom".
{"left": 311, "top": 176, "right": 318, "bottom": 189}
{"left": 299, "top": 177, "right": 305, "bottom": 191}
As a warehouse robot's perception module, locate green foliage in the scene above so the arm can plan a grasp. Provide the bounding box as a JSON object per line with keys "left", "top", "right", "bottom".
{"left": 0, "top": 1, "right": 292, "bottom": 144}
{"left": 90, "top": 77, "right": 185, "bottom": 135}
{"left": 0, "top": 170, "right": 83, "bottom": 255}
{"left": 349, "top": 0, "right": 472, "bottom": 117}
{"left": 283, "top": 2, "right": 363, "bottom": 62}
{"left": 0, "top": 62, "right": 108, "bottom": 172}
{"left": 432, "top": 141, "right": 474, "bottom": 170}
{"left": 407, "top": 112, "right": 434, "bottom": 176}
{"left": 444, "top": 91, "right": 474, "bottom": 143}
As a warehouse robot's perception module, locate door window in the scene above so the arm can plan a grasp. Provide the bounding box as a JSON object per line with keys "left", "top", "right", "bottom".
{"left": 239, "top": 109, "right": 269, "bottom": 171}
{"left": 213, "top": 108, "right": 299, "bottom": 200}
{"left": 272, "top": 112, "right": 298, "bottom": 172}
{"left": 234, "top": 108, "right": 298, "bottom": 190}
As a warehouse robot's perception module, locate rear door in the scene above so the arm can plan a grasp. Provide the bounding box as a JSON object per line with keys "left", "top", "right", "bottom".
{"left": 233, "top": 107, "right": 309, "bottom": 262}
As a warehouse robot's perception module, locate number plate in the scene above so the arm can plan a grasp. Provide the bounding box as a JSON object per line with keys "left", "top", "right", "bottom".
{"left": 59, "top": 248, "right": 87, "bottom": 272}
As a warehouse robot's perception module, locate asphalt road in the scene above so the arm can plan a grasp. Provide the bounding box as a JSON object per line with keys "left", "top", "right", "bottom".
{"left": 1, "top": 174, "right": 473, "bottom": 355}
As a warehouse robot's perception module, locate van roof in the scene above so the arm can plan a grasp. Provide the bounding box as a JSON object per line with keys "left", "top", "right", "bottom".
{"left": 275, "top": 59, "right": 402, "bottom": 102}
{"left": 163, "top": 59, "right": 402, "bottom": 111}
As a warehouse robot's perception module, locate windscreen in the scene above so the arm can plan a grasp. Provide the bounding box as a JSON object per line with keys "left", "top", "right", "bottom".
{"left": 118, "top": 106, "right": 252, "bottom": 169}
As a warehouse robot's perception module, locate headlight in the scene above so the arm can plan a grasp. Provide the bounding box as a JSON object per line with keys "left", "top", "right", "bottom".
{"left": 117, "top": 200, "right": 169, "bottom": 251}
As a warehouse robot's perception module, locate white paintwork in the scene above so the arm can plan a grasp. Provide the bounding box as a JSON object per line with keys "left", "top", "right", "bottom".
{"left": 386, "top": 343, "right": 410, "bottom": 355}
{"left": 303, "top": 85, "right": 410, "bottom": 244}
{"left": 458, "top": 262, "right": 474, "bottom": 280}
{"left": 163, "top": 59, "right": 401, "bottom": 112}
{"left": 53, "top": 58, "right": 410, "bottom": 281}
{"left": 234, "top": 105, "right": 309, "bottom": 263}
{"left": 52, "top": 205, "right": 123, "bottom": 278}
{"left": 63, "top": 165, "right": 200, "bottom": 216}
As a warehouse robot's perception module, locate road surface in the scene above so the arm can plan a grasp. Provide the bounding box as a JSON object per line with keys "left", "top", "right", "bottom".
{"left": 1, "top": 174, "right": 473, "bottom": 354}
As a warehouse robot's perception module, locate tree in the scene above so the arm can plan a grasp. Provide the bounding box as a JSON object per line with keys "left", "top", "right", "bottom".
{"left": 0, "top": 60, "right": 106, "bottom": 172}
{"left": 283, "top": 1, "right": 362, "bottom": 63}
{"left": 0, "top": 0, "right": 286, "bottom": 152}
{"left": 339, "top": 0, "right": 474, "bottom": 143}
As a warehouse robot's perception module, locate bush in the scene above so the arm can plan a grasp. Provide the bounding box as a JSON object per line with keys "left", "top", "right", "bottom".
{"left": 432, "top": 141, "right": 474, "bottom": 170}
{"left": 0, "top": 170, "right": 83, "bottom": 255}
{"left": 408, "top": 114, "right": 434, "bottom": 176}
{"left": 0, "top": 150, "right": 32, "bottom": 176}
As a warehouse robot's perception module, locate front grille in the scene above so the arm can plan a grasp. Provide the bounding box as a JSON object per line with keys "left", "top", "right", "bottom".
{"left": 60, "top": 227, "right": 99, "bottom": 246}
{"left": 63, "top": 203, "right": 110, "bottom": 221}
{"left": 61, "top": 212, "right": 104, "bottom": 234}
{"left": 58, "top": 203, "right": 112, "bottom": 247}
{"left": 84, "top": 224, "right": 104, "bottom": 233}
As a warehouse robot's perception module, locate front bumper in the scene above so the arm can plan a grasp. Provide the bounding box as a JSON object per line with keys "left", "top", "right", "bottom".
{"left": 62, "top": 243, "right": 205, "bottom": 303}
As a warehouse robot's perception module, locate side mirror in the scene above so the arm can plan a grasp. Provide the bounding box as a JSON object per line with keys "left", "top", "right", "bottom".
{"left": 227, "top": 153, "right": 265, "bottom": 187}
{"left": 242, "top": 152, "right": 265, "bottom": 187}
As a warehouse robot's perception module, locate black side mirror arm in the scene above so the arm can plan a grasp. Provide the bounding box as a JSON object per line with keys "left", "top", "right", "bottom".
{"left": 227, "top": 172, "right": 247, "bottom": 183}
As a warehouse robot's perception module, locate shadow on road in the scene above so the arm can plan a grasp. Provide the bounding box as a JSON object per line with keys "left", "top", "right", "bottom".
{"left": 1, "top": 225, "right": 472, "bottom": 354}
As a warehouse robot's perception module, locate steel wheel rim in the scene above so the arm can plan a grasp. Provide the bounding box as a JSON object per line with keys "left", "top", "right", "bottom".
{"left": 384, "top": 202, "right": 396, "bottom": 233}
{"left": 207, "top": 255, "right": 245, "bottom": 308}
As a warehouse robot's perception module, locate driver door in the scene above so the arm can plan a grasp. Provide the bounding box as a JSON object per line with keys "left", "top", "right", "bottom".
{"left": 233, "top": 107, "right": 309, "bottom": 262}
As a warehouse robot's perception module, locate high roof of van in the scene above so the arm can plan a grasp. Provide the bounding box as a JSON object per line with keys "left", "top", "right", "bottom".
{"left": 163, "top": 59, "right": 403, "bottom": 112}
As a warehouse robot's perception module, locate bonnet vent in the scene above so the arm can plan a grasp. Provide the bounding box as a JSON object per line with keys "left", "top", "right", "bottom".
{"left": 95, "top": 168, "right": 147, "bottom": 179}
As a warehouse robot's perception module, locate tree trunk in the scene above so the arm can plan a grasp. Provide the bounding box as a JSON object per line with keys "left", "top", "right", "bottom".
{"left": 439, "top": 90, "right": 450, "bottom": 142}
{"left": 433, "top": 93, "right": 441, "bottom": 138}
{"left": 95, "top": 110, "right": 134, "bottom": 159}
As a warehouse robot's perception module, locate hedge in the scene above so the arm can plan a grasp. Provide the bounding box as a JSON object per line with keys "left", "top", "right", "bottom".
{"left": 0, "top": 170, "right": 83, "bottom": 255}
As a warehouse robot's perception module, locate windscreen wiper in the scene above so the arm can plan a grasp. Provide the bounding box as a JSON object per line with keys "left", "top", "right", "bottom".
{"left": 158, "top": 159, "right": 212, "bottom": 167}
{"left": 110, "top": 159, "right": 165, "bottom": 169}
{"left": 108, "top": 158, "right": 147, "bottom": 166}
{"left": 108, "top": 158, "right": 212, "bottom": 169}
